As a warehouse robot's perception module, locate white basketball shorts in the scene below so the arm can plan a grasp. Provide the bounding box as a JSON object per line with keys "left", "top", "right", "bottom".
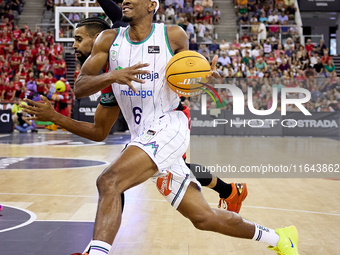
{"left": 128, "top": 110, "right": 201, "bottom": 209}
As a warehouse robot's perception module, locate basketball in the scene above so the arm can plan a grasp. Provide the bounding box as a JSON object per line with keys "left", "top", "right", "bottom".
{"left": 166, "top": 51, "right": 211, "bottom": 97}
{"left": 51, "top": 94, "right": 59, "bottom": 101}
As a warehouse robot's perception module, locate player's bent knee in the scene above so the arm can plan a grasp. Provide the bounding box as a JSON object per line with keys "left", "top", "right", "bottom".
{"left": 189, "top": 210, "right": 216, "bottom": 231}
{"left": 96, "top": 167, "right": 122, "bottom": 195}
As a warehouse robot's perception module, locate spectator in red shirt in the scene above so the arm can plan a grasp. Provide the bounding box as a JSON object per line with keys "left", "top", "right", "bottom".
{"left": 3, "top": 18, "right": 12, "bottom": 31}
{"left": 23, "top": 58, "right": 32, "bottom": 71}
{"left": 2, "top": 80, "right": 16, "bottom": 101}
{"left": 1, "top": 26, "right": 12, "bottom": 41}
{"left": 37, "top": 42, "right": 46, "bottom": 54}
{"left": 54, "top": 43, "right": 64, "bottom": 55}
{"left": 36, "top": 50, "right": 48, "bottom": 72}
{"left": 30, "top": 45, "right": 39, "bottom": 63}
{"left": 41, "top": 58, "right": 53, "bottom": 75}
{"left": 6, "top": 44, "right": 14, "bottom": 57}
{"left": 24, "top": 25, "right": 33, "bottom": 43}
{"left": 0, "top": 72, "right": 9, "bottom": 87}
{"left": 25, "top": 69, "right": 35, "bottom": 84}
{"left": 44, "top": 70, "right": 57, "bottom": 92}
{"left": 0, "top": 55, "right": 4, "bottom": 69}
{"left": 12, "top": 25, "right": 22, "bottom": 49}
{"left": 36, "top": 72, "right": 47, "bottom": 96}
{"left": 321, "top": 50, "right": 332, "bottom": 66}
{"left": 47, "top": 44, "right": 57, "bottom": 64}
{"left": 54, "top": 54, "right": 66, "bottom": 80}
{"left": 13, "top": 74, "right": 24, "bottom": 98}
{"left": 241, "top": 31, "right": 251, "bottom": 42}
{"left": 33, "top": 27, "right": 45, "bottom": 40}
{"left": 0, "top": 32, "right": 11, "bottom": 53}
{"left": 203, "top": 11, "right": 212, "bottom": 24}
{"left": 2, "top": 60, "right": 14, "bottom": 80}
{"left": 74, "top": 63, "right": 81, "bottom": 82}
{"left": 45, "top": 31, "right": 54, "bottom": 45}
{"left": 230, "top": 38, "right": 241, "bottom": 50}
{"left": 18, "top": 63, "right": 28, "bottom": 80}
{"left": 18, "top": 33, "right": 29, "bottom": 53}
{"left": 34, "top": 34, "right": 45, "bottom": 49}
{"left": 10, "top": 50, "right": 21, "bottom": 72}
{"left": 305, "top": 38, "right": 314, "bottom": 55}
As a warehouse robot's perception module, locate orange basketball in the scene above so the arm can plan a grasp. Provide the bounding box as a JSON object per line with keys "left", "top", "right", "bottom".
{"left": 51, "top": 94, "right": 59, "bottom": 101}
{"left": 166, "top": 51, "right": 211, "bottom": 97}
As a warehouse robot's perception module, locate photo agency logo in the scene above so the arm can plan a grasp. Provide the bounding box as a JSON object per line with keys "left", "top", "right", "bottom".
{"left": 200, "top": 84, "right": 312, "bottom": 128}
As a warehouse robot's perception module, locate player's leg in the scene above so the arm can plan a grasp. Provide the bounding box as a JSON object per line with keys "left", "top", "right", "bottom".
{"left": 88, "top": 145, "right": 158, "bottom": 254}
{"left": 187, "top": 163, "right": 247, "bottom": 213}
{"left": 177, "top": 183, "right": 299, "bottom": 254}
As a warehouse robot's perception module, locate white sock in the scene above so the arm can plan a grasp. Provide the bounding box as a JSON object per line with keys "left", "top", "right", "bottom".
{"left": 89, "top": 240, "right": 112, "bottom": 255}
{"left": 252, "top": 223, "right": 280, "bottom": 247}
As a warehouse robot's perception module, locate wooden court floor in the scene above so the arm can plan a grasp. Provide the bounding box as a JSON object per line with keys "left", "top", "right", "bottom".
{"left": 0, "top": 133, "right": 339, "bottom": 254}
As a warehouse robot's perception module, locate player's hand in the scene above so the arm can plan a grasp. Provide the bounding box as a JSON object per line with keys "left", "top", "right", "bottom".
{"left": 111, "top": 62, "right": 150, "bottom": 93}
{"left": 22, "top": 96, "right": 57, "bottom": 122}
{"left": 207, "top": 55, "right": 222, "bottom": 85}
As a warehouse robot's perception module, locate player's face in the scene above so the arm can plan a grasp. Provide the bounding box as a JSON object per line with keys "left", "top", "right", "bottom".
{"left": 122, "top": 0, "right": 155, "bottom": 23}
{"left": 73, "top": 26, "right": 94, "bottom": 65}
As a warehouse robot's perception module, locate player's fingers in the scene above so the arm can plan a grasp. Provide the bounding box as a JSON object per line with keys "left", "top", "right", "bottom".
{"left": 41, "top": 95, "right": 49, "bottom": 103}
{"left": 133, "top": 70, "right": 150, "bottom": 75}
{"left": 211, "top": 70, "right": 220, "bottom": 79}
{"left": 21, "top": 104, "right": 37, "bottom": 111}
{"left": 24, "top": 98, "right": 39, "bottom": 106}
{"left": 133, "top": 77, "right": 146, "bottom": 84}
{"left": 24, "top": 116, "right": 38, "bottom": 121}
{"left": 126, "top": 82, "right": 137, "bottom": 93}
{"left": 132, "top": 62, "right": 150, "bottom": 69}
{"left": 211, "top": 55, "right": 218, "bottom": 71}
{"left": 23, "top": 98, "right": 36, "bottom": 105}
{"left": 22, "top": 108, "right": 36, "bottom": 115}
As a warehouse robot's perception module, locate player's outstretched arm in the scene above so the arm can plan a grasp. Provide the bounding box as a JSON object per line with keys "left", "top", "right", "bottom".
{"left": 75, "top": 30, "right": 150, "bottom": 98}
{"left": 97, "top": 0, "right": 122, "bottom": 24}
{"left": 22, "top": 96, "right": 120, "bottom": 142}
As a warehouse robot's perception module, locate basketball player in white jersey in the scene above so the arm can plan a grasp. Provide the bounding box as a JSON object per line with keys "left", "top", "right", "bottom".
{"left": 72, "top": 1, "right": 300, "bottom": 254}
{"left": 26, "top": 3, "right": 299, "bottom": 254}
{"left": 24, "top": 17, "right": 247, "bottom": 214}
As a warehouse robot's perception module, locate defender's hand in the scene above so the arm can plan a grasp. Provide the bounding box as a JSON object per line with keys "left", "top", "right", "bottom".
{"left": 111, "top": 62, "right": 150, "bottom": 93}
{"left": 22, "top": 96, "right": 57, "bottom": 122}
{"left": 207, "top": 55, "right": 222, "bottom": 85}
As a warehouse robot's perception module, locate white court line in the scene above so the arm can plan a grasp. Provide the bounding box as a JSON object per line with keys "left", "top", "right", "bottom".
{"left": 1, "top": 192, "right": 339, "bottom": 217}
{"left": 0, "top": 205, "right": 37, "bottom": 233}
{"left": 0, "top": 156, "right": 109, "bottom": 170}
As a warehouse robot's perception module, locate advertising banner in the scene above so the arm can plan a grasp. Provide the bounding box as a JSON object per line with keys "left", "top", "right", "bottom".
{"left": 298, "top": 0, "right": 340, "bottom": 11}
{"left": 0, "top": 110, "right": 13, "bottom": 133}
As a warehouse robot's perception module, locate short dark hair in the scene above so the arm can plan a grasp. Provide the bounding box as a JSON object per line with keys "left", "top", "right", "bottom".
{"left": 76, "top": 17, "right": 111, "bottom": 37}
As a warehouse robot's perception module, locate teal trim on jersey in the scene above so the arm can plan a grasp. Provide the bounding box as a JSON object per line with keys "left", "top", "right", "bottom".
{"left": 112, "top": 27, "right": 120, "bottom": 46}
{"left": 164, "top": 26, "right": 174, "bottom": 56}
{"left": 125, "top": 24, "right": 155, "bottom": 45}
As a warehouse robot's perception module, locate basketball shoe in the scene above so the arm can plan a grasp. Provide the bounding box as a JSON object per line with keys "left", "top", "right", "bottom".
{"left": 268, "top": 226, "right": 299, "bottom": 255}
{"left": 218, "top": 183, "right": 248, "bottom": 213}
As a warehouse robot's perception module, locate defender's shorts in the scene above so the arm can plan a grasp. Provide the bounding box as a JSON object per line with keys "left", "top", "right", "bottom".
{"left": 128, "top": 110, "right": 201, "bottom": 209}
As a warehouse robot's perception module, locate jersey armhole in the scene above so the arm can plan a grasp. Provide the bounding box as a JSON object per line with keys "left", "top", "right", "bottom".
{"left": 164, "top": 26, "right": 174, "bottom": 57}
{"left": 107, "top": 27, "right": 121, "bottom": 70}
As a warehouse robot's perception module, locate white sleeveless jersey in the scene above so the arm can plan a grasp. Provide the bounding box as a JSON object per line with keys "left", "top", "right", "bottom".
{"left": 109, "top": 23, "right": 180, "bottom": 140}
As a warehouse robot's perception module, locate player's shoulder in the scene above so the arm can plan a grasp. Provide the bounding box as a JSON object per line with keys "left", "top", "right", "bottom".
{"left": 93, "top": 29, "right": 119, "bottom": 52}
{"left": 166, "top": 25, "right": 187, "bottom": 38}
{"left": 166, "top": 25, "right": 188, "bottom": 53}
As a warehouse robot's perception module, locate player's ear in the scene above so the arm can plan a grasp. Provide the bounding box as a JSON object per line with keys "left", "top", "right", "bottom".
{"left": 148, "top": 1, "right": 157, "bottom": 13}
